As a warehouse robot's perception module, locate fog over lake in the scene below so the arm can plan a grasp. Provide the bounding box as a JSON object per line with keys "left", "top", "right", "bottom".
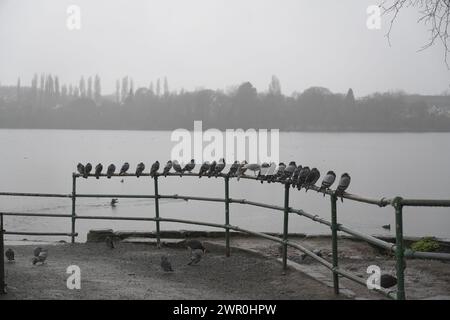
{"left": 1, "top": 129, "right": 449, "bottom": 241}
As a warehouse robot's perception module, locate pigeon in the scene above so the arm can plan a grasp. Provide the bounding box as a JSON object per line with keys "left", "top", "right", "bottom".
{"left": 182, "top": 159, "right": 195, "bottom": 174}
{"left": 77, "top": 163, "right": 85, "bottom": 176}
{"left": 236, "top": 160, "right": 248, "bottom": 181}
{"left": 5, "top": 248, "right": 14, "bottom": 262}
{"left": 32, "top": 248, "right": 48, "bottom": 265}
{"left": 257, "top": 162, "right": 270, "bottom": 183}
{"left": 336, "top": 173, "right": 351, "bottom": 202}
{"left": 119, "top": 162, "right": 130, "bottom": 175}
{"left": 318, "top": 170, "right": 336, "bottom": 196}
{"left": 105, "top": 236, "right": 115, "bottom": 249}
{"left": 161, "top": 255, "right": 174, "bottom": 272}
{"left": 188, "top": 249, "right": 205, "bottom": 266}
{"left": 34, "top": 247, "right": 43, "bottom": 257}
{"left": 272, "top": 162, "right": 286, "bottom": 182}
{"left": 214, "top": 158, "right": 226, "bottom": 177}
{"left": 207, "top": 161, "right": 217, "bottom": 178}
{"left": 135, "top": 162, "right": 145, "bottom": 178}
{"left": 291, "top": 165, "right": 302, "bottom": 187}
{"left": 264, "top": 162, "right": 277, "bottom": 183}
{"left": 382, "top": 224, "right": 391, "bottom": 230}
{"left": 297, "top": 166, "right": 310, "bottom": 190}
{"left": 83, "top": 163, "right": 92, "bottom": 178}
{"left": 198, "top": 161, "right": 210, "bottom": 178}
{"left": 107, "top": 164, "right": 116, "bottom": 179}
{"left": 186, "top": 239, "right": 206, "bottom": 252}
{"left": 94, "top": 163, "right": 103, "bottom": 179}
{"left": 380, "top": 274, "right": 397, "bottom": 288}
{"left": 282, "top": 161, "right": 297, "bottom": 182}
{"left": 110, "top": 198, "right": 118, "bottom": 207}
{"left": 227, "top": 161, "right": 240, "bottom": 177}
{"left": 304, "top": 168, "right": 320, "bottom": 192}
{"left": 163, "top": 160, "right": 172, "bottom": 177}
{"left": 172, "top": 160, "right": 183, "bottom": 177}
{"left": 150, "top": 161, "right": 160, "bottom": 178}
{"left": 244, "top": 163, "right": 261, "bottom": 177}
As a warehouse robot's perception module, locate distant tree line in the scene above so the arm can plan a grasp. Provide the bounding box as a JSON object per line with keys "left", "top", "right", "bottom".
{"left": 0, "top": 74, "right": 449, "bottom": 131}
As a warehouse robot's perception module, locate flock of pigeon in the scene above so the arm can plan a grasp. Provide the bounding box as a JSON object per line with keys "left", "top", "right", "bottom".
{"left": 76, "top": 159, "right": 351, "bottom": 200}
{"left": 4, "top": 247, "right": 48, "bottom": 265}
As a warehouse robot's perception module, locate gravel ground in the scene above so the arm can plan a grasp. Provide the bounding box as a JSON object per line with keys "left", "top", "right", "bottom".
{"left": 1, "top": 242, "right": 342, "bottom": 300}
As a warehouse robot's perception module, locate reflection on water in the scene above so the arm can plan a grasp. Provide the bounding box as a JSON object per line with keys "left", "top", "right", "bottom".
{"left": 1, "top": 129, "right": 450, "bottom": 241}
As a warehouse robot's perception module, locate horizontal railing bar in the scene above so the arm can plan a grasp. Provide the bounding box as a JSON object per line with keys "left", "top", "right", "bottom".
{"left": 0, "top": 192, "right": 71, "bottom": 198}
{"left": 399, "top": 199, "right": 450, "bottom": 207}
{"left": 230, "top": 198, "right": 285, "bottom": 211}
{"left": 76, "top": 194, "right": 156, "bottom": 199}
{"left": 158, "top": 195, "right": 225, "bottom": 203}
{"left": 4, "top": 231, "right": 78, "bottom": 236}
{"left": 0, "top": 212, "right": 72, "bottom": 218}
{"left": 405, "top": 250, "right": 450, "bottom": 260}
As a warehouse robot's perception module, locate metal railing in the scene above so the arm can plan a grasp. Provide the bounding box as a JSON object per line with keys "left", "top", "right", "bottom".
{"left": 1, "top": 171, "right": 450, "bottom": 299}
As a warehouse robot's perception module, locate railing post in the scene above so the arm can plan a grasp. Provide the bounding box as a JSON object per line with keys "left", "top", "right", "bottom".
{"left": 282, "top": 183, "right": 290, "bottom": 271}
{"left": 330, "top": 193, "right": 340, "bottom": 295}
{"left": 71, "top": 173, "right": 77, "bottom": 244}
{"left": 224, "top": 176, "right": 230, "bottom": 257}
{"left": 0, "top": 213, "right": 6, "bottom": 294}
{"left": 154, "top": 175, "right": 161, "bottom": 248}
{"left": 394, "top": 197, "right": 406, "bottom": 300}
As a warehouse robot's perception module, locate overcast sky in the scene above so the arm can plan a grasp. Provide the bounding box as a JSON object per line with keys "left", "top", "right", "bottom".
{"left": 0, "top": 0, "right": 449, "bottom": 96}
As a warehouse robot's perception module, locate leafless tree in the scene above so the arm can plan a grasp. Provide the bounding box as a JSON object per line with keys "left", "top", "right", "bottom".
{"left": 381, "top": 0, "right": 450, "bottom": 65}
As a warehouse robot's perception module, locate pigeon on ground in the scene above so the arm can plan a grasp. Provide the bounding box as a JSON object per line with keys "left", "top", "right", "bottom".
{"left": 380, "top": 274, "right": 397, "bottom": 288}
{"left": 244, "top": 163, "right": 261, "bottom": 177}
{"left": 94, "top": 163, "right": 103, "bottom": 179}
{"left": 77, "top": 163, "right": 85, "bottom": 176}
{"left": 32, "top": 248, "right": 48, "bottom": 265}
{"left": 186, "top": 239, "right": 206, "bottom": 252}
{"left": 182, "top": 159, "right": 195, "bottom": 175}
{"left": 291, "top": 165, "right": 302, "bottom": 187}
{"left": 163, "top": 160, "right": 173, "bottom": 177}
{"left": 227, "top": 161, "right": 240, "bottom": 177}
{"left": 336, "top": 173, "right": 351, "bottom": 202}
{"left": 5, "top": 248, "right": 14, "bottom": 262}
{"left": 172, "top": 160, "right": 183, "bottom": 177}
{"left": 135, "top": 162, "right": 145, "bottom": 178}
{"left": 207, "top": 161, "right": 217, "bottom": 178}
{"left": 236, "top": 160, "right": 248, "bottom": 181}
{"left": 161, "top": 255, "right": 174, "bottom": 272}
{"left": 107, "top": 164, "right": 116, "bottom": 179}
{"left": 119, "top": 162, "right": 130, "bottom": 175}
{"left": 304, "top": 168, "right": 320, "bottom": 192}
{"left": 105, "top": 236, "right": 115, "bottom": 249}
{"left": 185, "top": 240, "right": 206, "bottom": 265}
{"left": 150, "top": 161, "right": 160, "bottom": 178}
{"left": 214, "top": 158, "right": 226, "bottom": 177}
{"left": 188, "top": 249, "right": 205, "bottom": 266}
{"left": 297, "top": 166, "right": 310, "bottom": 190}
{"left": 198, "top": 161, "right": 210, "bottom": 178}
{"left": 83, "top": 163, "right": 92, "bottom": 178}
{"left": 318, "top": 170, "right": 336, "bottom": 196}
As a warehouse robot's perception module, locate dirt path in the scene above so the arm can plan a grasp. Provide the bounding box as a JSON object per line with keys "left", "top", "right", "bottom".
{"left": 1, "top": 242, "right": 342, "bottom": 300}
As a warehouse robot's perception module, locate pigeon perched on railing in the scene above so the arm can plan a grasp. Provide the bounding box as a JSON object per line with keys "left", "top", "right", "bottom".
{"left": 77, "top": 163, "right": 85, "bottom": 176}
{"left": 244, "top": 163, "right": 261, "bottom": 177}
{"left": 227, "top": 161, "right": 239, "bottom": 177}
{"left": 105, "top": 236, "right": 115, "bottom": 249}
{"left": 32, "top": 248, "right": 48, "bottom": 265}
{"left": 257, "top": 162, "right": 270, "bottom": 183}
{"left": 214, "top": 158, "right": 226, "bottom": 177}
{"left": 264, "top": 162, "right": 277, "bottom": 183}
{"left": 272, "top": 162, "right": 286, "bottom": 183}
{"left": 236, "top": 160, "right": 248, "bottom": 181}
{"left": 297, "top": 166, "right": 310, "bottom": 190}
{"left": 5, "top": 248, "right": 14, "bottom": 262}
{"left": 163, "top": 160, "right": 173, "bottom": 177}
{"left": 150, "top": 161, "right": 160, "bottom": 178}
{"left": 198, "top": 161, "right": 210, "bottom": 178}
{"left": 94, "top": 163, "right": 103, "bottom": 179}
{"left": 291, "top": 165, "right": 302, "bottom": 188}
{"left": 182, "top": 159, "right": 195, "bottom": 175}
{"left": 282, "top": 161, "right": 297, "bottom": 182}
{"left": 135, "top": 162, "right": 145, "bottom": 178}
{"left": 173, "top": 160, "right": 183, "bottom": 177}
{"left": 207, "top": 161, "right": 217, "bottom": 178}
{"left": 107, "top": 164, "right": 116, "bottom": 179}
{"left": 319, "top": 171, "right": 336, "bottom": 196}
{"left": 336, "top": 173, "right": 351, "bottom": 202}
{"left": 83, "top": 163, "right": 92, "bottom": 178}
{"left": 120, "top": 162, "right": 130, "bottom": 175}
{"left": 304, "top": 168, "right": 320, "bottom": 192}
{"left": 161, "top": 255, "right": 174, "bottom": 272}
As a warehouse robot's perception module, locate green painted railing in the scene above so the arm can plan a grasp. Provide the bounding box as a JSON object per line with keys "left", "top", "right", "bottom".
{"left": 1, "top": 171, "right": 450, "bottom": 299}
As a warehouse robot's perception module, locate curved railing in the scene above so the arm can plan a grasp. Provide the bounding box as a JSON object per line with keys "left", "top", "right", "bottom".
{"left": 1, "top": 171, "right": 450, "bottom": 299}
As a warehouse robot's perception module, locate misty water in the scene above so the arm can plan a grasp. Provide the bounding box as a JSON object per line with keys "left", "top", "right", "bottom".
{"left": 0, "top": 129, "right": 449, "bottom": 242}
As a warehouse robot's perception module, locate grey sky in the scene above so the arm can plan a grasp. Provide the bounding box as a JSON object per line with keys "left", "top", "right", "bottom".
{"left": 0, "top": 0, "right": 449, "bottom": 97}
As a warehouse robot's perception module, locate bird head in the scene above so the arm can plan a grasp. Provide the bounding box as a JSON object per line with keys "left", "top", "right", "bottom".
{"left": 289, "top": 161, "right": 296, "bottom": 166}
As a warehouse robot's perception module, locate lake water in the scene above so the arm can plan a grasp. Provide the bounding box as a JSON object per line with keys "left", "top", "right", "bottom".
{"left": 1, "top": 129, "right": 449, "bottom": 241}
